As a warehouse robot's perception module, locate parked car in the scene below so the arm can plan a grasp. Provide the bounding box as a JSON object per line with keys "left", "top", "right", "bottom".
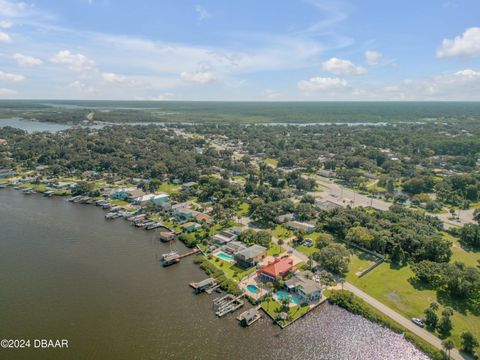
{"left": 411, "top": 318, "right": 424, "bottom": 327}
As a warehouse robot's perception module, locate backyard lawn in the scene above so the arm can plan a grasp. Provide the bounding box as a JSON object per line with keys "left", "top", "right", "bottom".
{"left": 261, "top": 298, "right": 310, "bottom": 326}
{"left": 271, "top": 225, "right": 293, "bottom": 240}
{"left": 157, "top": 183, "right": 181, "bottom": 194}
{"left": 208, "top": 257, "right": 256, "bottom": 281}
{"left": 266, "top": 243, "right": 284, "bottom": 256}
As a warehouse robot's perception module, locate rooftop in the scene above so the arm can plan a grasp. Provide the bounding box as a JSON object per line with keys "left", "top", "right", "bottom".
{"left": 258, "top": 257, "right": 294, "bottom": 278}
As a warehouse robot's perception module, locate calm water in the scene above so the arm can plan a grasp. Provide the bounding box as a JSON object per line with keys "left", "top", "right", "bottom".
{"left": 0, "top": 118, "right": 75, "bottom": 133}
{"left": 0, "top": 189, "right": 429, "bottom": 360}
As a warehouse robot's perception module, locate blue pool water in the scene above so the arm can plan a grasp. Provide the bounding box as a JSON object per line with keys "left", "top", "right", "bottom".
{"left": 215, "top": 251, "right": 233, "bottom": 262}
{"left": 276, "top": 291, "right": 300, "bottom": 304}
{"left": 247, "top": 284, "right": 260, "bottom": 294}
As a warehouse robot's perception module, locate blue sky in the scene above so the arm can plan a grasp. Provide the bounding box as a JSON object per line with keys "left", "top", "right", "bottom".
{"left": 0, "top": 0, "right": 480, "bottom": 100}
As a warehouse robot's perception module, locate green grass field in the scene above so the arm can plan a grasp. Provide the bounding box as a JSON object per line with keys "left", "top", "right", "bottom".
{"left": 349, "top": 262, "right": 480, "bottom": 352}
{"left": 157, "top": 183, "right": 180, "bottom": 194}
{"left": 260, "top": 298, "right": 310, "bottom": 326}
{"left": 444, "top": 232, "right": 480, "bottom": 268}
{"left": 208, "top": 256, "right": 256, "bottom": 281}
{"left": 266, "top": 243, "right": 284, "bottom": 256}
{"left": 264, "top": 158, "right": 278, "bottom": 167}
{"left": 236, "top": 202, "right": 249, "bottom": 216}
{"left": 271, "top": 225, "right": 294, "bottom": 240}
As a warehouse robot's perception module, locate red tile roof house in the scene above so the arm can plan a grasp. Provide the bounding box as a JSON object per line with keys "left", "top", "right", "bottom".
{"left": 257, "top": 258, "right": 294, "bottom": 283}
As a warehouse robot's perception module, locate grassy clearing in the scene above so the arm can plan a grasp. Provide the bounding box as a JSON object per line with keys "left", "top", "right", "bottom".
{"left": 266, "top": 243, "right": 284, "bottom": 256}
{"left": 444, "top": 232, "right": 480, "bottom": 268}
{"left": 110, "top": 199, "right": 129, "bottom": 206}
{"left": 349, "top": 262, "right": 480, "bottom": 351}
{"left": 271, "top": 225, "right": 293, "bottom": 240}
{"left": 157, "top": 183, "right": 180, "bottom": 194}
{"left": 264, "top": 158, "right": 278, "bottom": 167}
{"left": 236, "top": 202, "right": 249, "bottom": 216}
{"left": 295, "top": 245, "right": 317, "bottom": 257}
{"left": 346, "top": 250, "right": 377, "bottom": 282}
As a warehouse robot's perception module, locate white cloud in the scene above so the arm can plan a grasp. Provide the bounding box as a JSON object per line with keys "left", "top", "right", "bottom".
{"left": 322, "top": 57, "right": 367, "bottom": 75}
{"left": 101, "top": 72, "right": 127, "bottom": 83}
{"left": 13, "top": 53, "right": 43, "bottom": 66}
{"left": 298, "top": 76, "right": 348, "bottom": 92}
{"left": 0, "top": 31, "right": 12, "bottom": 43}
{"left": 365, "top": 50, "right": 382, "bottom": 65}
{"left": 195, "top": 5, "right": 210, "bottom": 21}
{"left": 0, "top": 0, "right": 29, "bottom": 17}
{"left": 70, "top": 80, "right": 97, "bottom": 94}
{"left": 437, "top": 27, "right": 480, "bottom": 58}
{"left": 0, "top": 20, "right": 12, "bottom": 28}
{"left": 0, "top": 70, "right": 24, "bottom": 82}
{"left": 0, "top": 87, "right": 16, "bottom": 95}
{"left": 51, "top": 50, "right": 96, "bottom": 72}
{"left": 263, "top": 89, "right": 282, "bottom": 100}
{"left": 180, "top": 70, "right": 216, "bottom": 84}
{"left": 136, "top": 93, "right": 175, "bottom": 101}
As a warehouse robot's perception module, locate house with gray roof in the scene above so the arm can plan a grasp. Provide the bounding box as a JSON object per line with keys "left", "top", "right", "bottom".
{"left": 285, "top": 271, "right": 323, "bottom": 303}
{"left": 234, "top": 244, "right": 267, "bottom": 269}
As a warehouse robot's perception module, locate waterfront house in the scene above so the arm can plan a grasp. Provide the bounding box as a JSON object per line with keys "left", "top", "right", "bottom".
{"left": 222, "top": 240, "right": 247, "bottom": 254}
{"left": 134, "top": 193, "right": 169, "bottom": 206}
{"left": 286, "top": 221, "right": 315, "bottom": 234}
{"left": 173, "top": 208, "right": 195, "bottom": 222}
{"left": 170, "top": 201, "right": 191, "bottom": 213}
{"left": 159, "top": 231, "right": 176, "bottom": 242}
{"left": 111, "top": 188, "right": 145, "bottom": 202}
{"left": 212, "top": 230, "right": 238, "bottom": 245}
{"left": 234, "top": 244, "right": 267, "bottom": 269}
{"left": 285, "top": 271, "right": 323, "bottom": 303}
{"left": 257, "top": 258, "right": 294, "bottom": 282}
{"left": 181, "top": 222, "right": 201, "bottom": 232}
{"left": 0, "top": 169, "right": 16, "bottom": 178}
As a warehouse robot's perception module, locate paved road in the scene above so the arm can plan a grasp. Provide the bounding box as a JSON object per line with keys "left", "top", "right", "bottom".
{"left": 313, "top": 175, "right": 475, "bottom": 229}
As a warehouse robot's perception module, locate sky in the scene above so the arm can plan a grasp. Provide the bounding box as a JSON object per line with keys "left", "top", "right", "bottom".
{"left": 0, "top": 0, "right": 480, "bottom": 101}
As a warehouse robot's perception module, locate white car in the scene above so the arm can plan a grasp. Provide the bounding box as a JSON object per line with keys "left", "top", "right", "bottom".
{"left": 411, "top": 318, "right": 424, "bottom": 327}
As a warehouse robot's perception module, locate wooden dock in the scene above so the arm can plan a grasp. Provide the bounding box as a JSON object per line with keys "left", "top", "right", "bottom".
{"left": 213, "top": 294, "right": 245, "bottom": 317}
{"left": 178, "top": 248, "right": 200, "bottom": 258}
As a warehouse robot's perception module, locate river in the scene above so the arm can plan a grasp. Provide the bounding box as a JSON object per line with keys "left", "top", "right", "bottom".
{"left": 0, "top": 189, "right": 429, "bottom": 360}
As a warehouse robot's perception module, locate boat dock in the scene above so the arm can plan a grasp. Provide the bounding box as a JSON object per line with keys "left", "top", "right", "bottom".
{"left": 213, "top": 294, "right": 245, "bottom": 317}
{"left": 189, "top": 277, "right": 217, "bottom": 294}
{"left": 237, "top": 306, "right": 262, "bottom": 327}
{"left": 178, "top": 248, "right": 200, "bottom": 258}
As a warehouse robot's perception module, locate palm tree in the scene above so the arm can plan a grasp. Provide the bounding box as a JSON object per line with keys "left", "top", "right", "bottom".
{"left": 442, "top": 338, "right": 455, "bottom": 359}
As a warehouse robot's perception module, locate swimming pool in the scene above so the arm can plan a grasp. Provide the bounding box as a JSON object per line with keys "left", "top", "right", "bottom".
{"left": 246, "top": 284, "right": 260, "bottom": 294}
{"left": 276, "top": 291, "right": 300, "bottom": 304}
{"left": 214, "top": 251, "right": 234, "bottom": 262}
